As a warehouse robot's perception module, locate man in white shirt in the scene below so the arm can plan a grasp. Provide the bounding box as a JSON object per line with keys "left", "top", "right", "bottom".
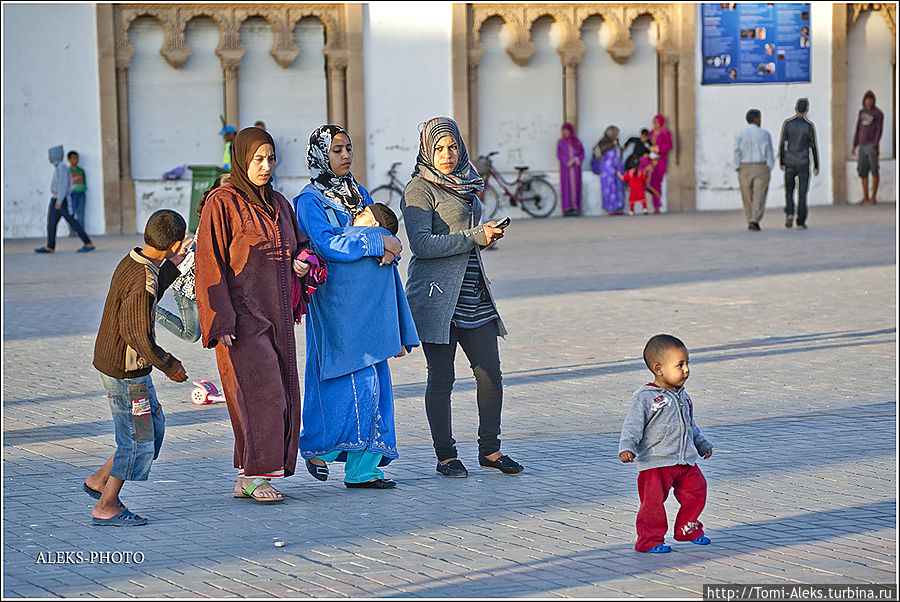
{"left": 733, "top": 109, "right": 775, "bottom": 231}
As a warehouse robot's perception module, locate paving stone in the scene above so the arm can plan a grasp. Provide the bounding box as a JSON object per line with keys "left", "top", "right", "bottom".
{"left": 2, "top": 206, "right": 896, "bottom": 597}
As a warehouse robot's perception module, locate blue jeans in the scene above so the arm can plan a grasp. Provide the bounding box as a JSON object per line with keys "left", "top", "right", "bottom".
{"left": 100, "top": 373, "right": 165, "bottom": 481}
{"left": 46, "top": 197, "right": 91, "bottom": 249}
{"left": 68, "top": 191, "right": 86, "bottom": 233}
{"left": 155, "top": 289, "right": 200, "bottom": 343}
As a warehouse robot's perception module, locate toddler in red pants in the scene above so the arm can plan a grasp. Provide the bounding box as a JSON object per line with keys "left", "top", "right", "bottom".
{"left": 618, "top": 334, "right": 713, "bottom": 553}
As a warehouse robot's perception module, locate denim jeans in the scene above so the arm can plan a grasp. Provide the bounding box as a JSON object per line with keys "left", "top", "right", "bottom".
{"left": 68, "top": 191, "right": 86, "bottom": 233}
{"left": 421, "top": 321, "right": 503, "bottom": 461}
{"left": 46, "top": 197, "right": 91, "bottom": 249}
{"left": 784, "top": 165, "right": 810, "bottom": 226}
{"left": 155, "top": 288, "right": 201, "bottom": 343}
{"left": 100, "top": 373, "right": 165, "bottom": 481}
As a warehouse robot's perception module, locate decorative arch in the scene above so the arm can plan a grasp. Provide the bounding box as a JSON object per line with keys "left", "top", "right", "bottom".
{"left": 101, "top": 3, "right": 365, "bottom": 234}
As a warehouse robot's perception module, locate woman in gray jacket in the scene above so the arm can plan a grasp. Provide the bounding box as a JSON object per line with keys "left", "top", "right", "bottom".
{"left": 401, "top": 117, "right": 522, "bottom": 478}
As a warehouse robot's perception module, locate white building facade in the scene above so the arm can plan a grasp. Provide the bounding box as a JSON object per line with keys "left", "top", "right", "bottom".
{"left": 2, "top": 3, "right": 896, "bottom": 238}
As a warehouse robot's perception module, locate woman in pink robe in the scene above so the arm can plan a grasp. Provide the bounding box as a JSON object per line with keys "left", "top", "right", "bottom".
{"left": 556, "top": 123, "right": 585, "bottom": 216}
{"left": 648, "top": 114, "right": 673, "bottom": 213}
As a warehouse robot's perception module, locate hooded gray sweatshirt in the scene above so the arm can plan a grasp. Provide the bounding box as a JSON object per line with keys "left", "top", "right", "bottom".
{"left": 49, "top": 145, "right": 72, "bottom": 211}
{"left": 619, "top": 383, "right": 713, "bottom": 472}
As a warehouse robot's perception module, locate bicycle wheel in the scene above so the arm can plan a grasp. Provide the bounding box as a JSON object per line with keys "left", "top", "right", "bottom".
{"left": 369, "top": 185, "right": 404, "bottom": 223}
{"left": 518, "top": 176, "right": 558, "bottom": 218}
{"left": 480, "top": 185, "right": 501, "bottom": 221}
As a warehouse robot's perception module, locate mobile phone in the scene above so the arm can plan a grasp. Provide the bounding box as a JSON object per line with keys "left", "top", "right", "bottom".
{"left": 495, "top": 216, "right": 511, "bottom": 229}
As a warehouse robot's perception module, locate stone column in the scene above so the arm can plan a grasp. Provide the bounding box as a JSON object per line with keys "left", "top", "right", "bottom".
{"left": 345, "top": 3, "right": 367, "bottom": 185}
{"left": 659, "top": 52, "right": 678, "bottom": 156}
{"left": 563, "top": 62, "right": 579, "bottom": 129}
{"left": 223, "top": 63, "right": 240, "bottom": 128}
{"left": 116, "top": 64, "right": 137, "bottom": 234}
{"left": 326, "top": 53, "right": 348, "bottom": 128}
{"left": 96, "top": 4, "right": 122, "bottom": 235}
{"left": 467, "top": 48, "right": 483, "bottom": 158}
{"left": 451, "top": 4, "right": 470, "bottom": 143}
{"left": 831, "top": 5, "right": 848, "bottom": 205}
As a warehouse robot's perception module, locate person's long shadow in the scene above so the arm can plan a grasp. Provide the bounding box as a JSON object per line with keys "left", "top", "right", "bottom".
{"left": 391, "top": 327, "right": 896, "bottom": 398}
{"left": 357, "top": 500, "right": 896, "bottom": 598}
{"left": 4, "top": 328, "right": 894, "bottom": 444}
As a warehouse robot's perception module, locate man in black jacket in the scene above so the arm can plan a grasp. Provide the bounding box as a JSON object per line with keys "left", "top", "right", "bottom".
{"left": 778, "top": 98, "right": 819, "bottom": 230}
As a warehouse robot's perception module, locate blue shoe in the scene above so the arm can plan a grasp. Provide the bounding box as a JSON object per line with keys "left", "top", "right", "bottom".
{"left": 77, "top": 245, "right": 95, "bottom": 253}
{"left": 641, "top": 544, "right": 672, "bottom": 553}
{"left": 691, "top": 536, "right": 711, "bottom": 545}
{"left": 91, "top": 508, "right": 147, "bottom": 527}
{"left": 34, "top": 247, "right": 53, "bottom": 254}
{"left": 305, "top": 458, "right": 329, "bottom": 481}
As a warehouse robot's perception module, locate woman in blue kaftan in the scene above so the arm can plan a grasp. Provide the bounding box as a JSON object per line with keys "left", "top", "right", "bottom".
{"left": 292, "top": 125, "right": 419, "bottom": 489}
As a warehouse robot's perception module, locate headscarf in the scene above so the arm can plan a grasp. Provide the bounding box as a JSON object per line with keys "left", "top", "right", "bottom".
{"left": 230, "top": 127, "right": 276, "bottom": 215}
{"left": 594, "top": 125, "right": 620, "bottom": 157}
{"left": 307, "top": 124, "right": 365, "bottom": 218}
{"left": 653, "top": 114, "right": 667, "bottom": 130}
{"left": 413, "top": 117, "right": 483, "bottom": 198}
{"left": 863, "top": 90, "right": 876, "bottom": 106}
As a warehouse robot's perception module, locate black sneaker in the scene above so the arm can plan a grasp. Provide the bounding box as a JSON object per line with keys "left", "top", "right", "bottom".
{"left": 748, "top": 222, "right": 761, "bottom": 231}
{"left": 797, "top": 224, "right": 808, "bottom": 230}
{"left": 785, "top": 216, "right": 793, "bottom": 228}
{"left": 436, "top": 459, "right": 468, "bottom": 478}
{"left": 479, "top": 454, "right": 524, "bottom": 474}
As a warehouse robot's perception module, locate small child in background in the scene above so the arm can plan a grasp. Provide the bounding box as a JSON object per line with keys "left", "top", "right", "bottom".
{"left": 619, "top": 334, "right": 713, "bottom": 553}
{"left": 352, "top": 202, "right": 399, "bottom": 235}
{"left": 618, "top": 156, "right": 649, "bottom": 215}
{"left": 68, "top": 150, "right": 87, "bottom": 236}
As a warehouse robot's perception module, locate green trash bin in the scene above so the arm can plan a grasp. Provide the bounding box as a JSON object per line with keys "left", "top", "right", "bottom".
{"left": 187, "top": 165, "right": 229, "bottom": 232}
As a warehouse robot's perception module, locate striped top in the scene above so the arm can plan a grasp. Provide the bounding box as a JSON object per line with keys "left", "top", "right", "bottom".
{"left": 451, "top": 249, "right": 498, "bottom": 329}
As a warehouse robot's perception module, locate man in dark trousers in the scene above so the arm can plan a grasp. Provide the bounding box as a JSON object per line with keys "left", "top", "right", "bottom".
{"left": 851, "top": 90, "right": 883, "bottom": 205}
{"left": 779, "top": 98, "right": 819, "bottom": 230}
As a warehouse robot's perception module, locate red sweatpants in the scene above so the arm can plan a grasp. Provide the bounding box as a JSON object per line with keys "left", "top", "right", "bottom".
{"left": 635, "top": 464, "right": 707, "bottom": 551}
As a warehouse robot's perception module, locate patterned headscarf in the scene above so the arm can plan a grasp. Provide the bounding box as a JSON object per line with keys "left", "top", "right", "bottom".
{"left": 413, "top": 117, "right": 483, "bottom": 198}
{"left": 307, "top": 124, "right": 365, "bottom": 218}
{"left": 230, "top": 127, "right": 276, "bottom": 214}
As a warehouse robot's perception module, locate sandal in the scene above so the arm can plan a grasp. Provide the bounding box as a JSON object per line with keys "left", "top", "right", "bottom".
{"left": 92, "top": 508, "right": 147, "bottom": 527}
{"left": 236, "top": 477, "right": 284, "bottom": 503}
{"left": 691, "top": 536, "right": 711, "bottom": 545}
{"left": 305, "top": 458, "right": 329, "bottom": 482}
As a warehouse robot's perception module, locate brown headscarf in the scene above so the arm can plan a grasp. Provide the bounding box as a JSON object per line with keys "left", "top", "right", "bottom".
{"left": 230, "top": 127, "right": 276, "bottom": 215}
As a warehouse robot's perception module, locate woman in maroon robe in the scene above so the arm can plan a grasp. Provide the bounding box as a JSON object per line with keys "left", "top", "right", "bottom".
{"left": 556, "top": 122, "right": 585, "bottom": 216}
{"left": 648, "top": 114, "right": 673, "bottom": 213}
{"left": 195, "top": 127, "right": 311, "bottom": 503}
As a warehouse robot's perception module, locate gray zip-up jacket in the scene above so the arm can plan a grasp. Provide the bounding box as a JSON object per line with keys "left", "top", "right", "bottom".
{"left": 401, "top": 176, "right": 507, "bottom": 344}
{"left": 619, "top": 384, "right": 713, "bottom": 472}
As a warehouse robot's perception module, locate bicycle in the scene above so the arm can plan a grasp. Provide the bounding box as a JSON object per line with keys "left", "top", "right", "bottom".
{"left": 369, "top": 161, "right": 405, "bottom": 223}
{"left": 476, "top": 151, "right": 558, "bottom": 219}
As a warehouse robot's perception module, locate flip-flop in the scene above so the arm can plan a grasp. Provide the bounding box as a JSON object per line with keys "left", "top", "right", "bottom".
{"left": 82, "top": 482, "right": 102, "bottom": 500}
{"left": 91, "top": 508, "right": 147, "bottom": 527}
{"left": 238, "top": 477, "right": 284, "bottom": 503}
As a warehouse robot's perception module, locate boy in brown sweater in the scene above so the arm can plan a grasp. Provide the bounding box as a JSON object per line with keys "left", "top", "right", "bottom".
{"left": 85, "top": 209, "right": 189, "bottom": 526}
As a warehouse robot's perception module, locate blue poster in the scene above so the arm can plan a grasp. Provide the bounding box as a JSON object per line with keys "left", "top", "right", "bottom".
{"left": 701, "top": 3, "right": 811, "bottom": 85}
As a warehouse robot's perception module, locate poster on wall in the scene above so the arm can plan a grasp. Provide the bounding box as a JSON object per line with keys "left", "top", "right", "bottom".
{"left": 701, "top": 3, "right": 811, "bottom": 85}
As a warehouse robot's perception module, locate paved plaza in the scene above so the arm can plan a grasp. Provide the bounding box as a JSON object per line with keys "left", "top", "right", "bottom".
{"left": 2, "top": 204, "right": 897, "bottom": 598}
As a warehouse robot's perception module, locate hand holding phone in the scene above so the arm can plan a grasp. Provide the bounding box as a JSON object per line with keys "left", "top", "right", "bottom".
{"left": 494, "top": 216, "right": 511, "bottom": 229}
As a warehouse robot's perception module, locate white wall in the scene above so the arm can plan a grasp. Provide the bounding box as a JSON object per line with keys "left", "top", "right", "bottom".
{"left": 2, "top": 4, "right": 104, "bottom": 239}
{"left": 578, "top": 15, "right": 659, "bottom": 214}
{"left": 694, "top": 5, "right": 833, "bottom": 211}
{"left": 239, "top": 16, "right": 328, "bottom": 182}
{"left": 363, "top": 2, "right": 453, "bottom": 192}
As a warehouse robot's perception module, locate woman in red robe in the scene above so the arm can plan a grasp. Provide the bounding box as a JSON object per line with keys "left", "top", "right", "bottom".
{"left": 195, "top": 127, "right": 311, "bottom": 503}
